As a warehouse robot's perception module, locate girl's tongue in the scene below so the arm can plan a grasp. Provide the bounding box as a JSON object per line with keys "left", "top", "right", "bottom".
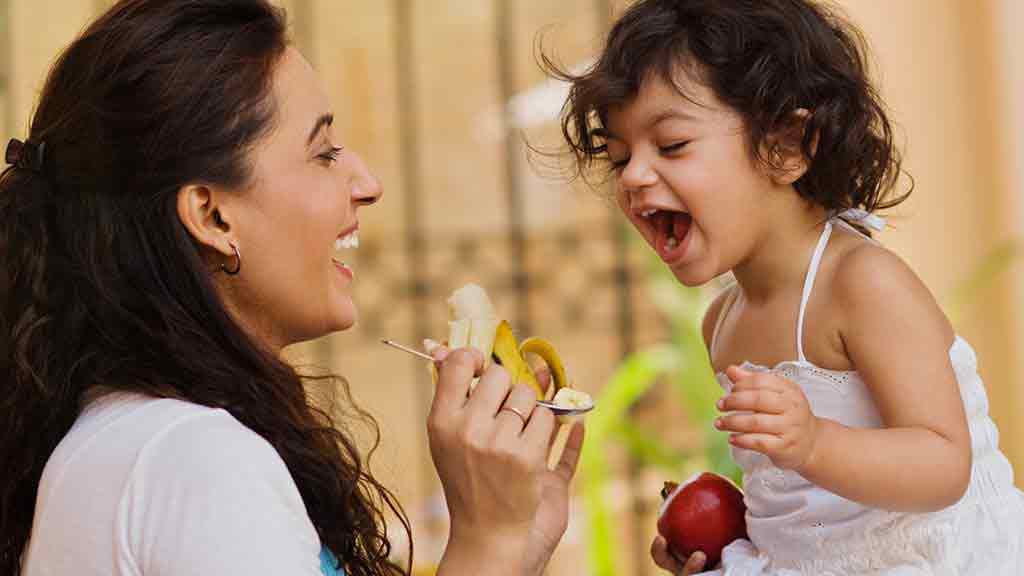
{"left": 653, "top": 211, "right": 692, "bottom": 262}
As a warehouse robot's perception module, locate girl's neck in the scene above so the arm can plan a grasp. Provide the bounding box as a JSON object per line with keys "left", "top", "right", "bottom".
{"left": 731, "top": 198, "right": 829, "bottom": 305}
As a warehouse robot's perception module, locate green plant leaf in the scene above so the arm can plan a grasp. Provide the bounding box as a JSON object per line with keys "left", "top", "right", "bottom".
{"left": 614, "top": 419, "right": 696, "bottom": 469}
{"left": 946, "top": 239, "right": 1020, "bottom": 326}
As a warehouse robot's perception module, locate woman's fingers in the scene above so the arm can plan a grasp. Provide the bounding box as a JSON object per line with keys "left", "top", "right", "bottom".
{"left": 521, "top": 402, "right": 556, "bottom": 452}
{"left": 431, "top": 348, "right": 483, "bottom": 414}
{"left": 551, "top": 422, "right": 585, "bottom": 482}
{"left": 496, "top": 383, "right": 538, "bottom": 436}
{"left": 464, "top": 362, "right": 512, "bottom": 417}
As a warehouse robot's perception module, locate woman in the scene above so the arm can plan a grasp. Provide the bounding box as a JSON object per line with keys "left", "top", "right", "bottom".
{"left": 0, "top": 1, "right": 584, "bottom": 575}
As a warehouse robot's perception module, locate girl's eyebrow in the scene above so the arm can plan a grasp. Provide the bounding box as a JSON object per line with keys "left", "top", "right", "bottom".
{"left": 593, "top": 108, "right": 698, "bottom": 142}
{"left": 646, "top": 108, "right": 697, "bottom": 129}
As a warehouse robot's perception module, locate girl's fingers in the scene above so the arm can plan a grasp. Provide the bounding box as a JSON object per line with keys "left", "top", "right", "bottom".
{"left": 728, "top": 432, "right": 783, "bottom": 454}
{"left": 727, "top": 371, "right": 788, "bottom": 395}
{"left": 715, "top": 412, "right": 786, "bottom": 435}
{"left": 724, "top": 365, "right": 754, "bottom": 385}
{"left": 717, "top": 390, "right": 787, "bottom": 414}
{"left": 682, "top": 551, "right": 708, "bottom": 575}
{"left": 651, "top": 535, "right": 707, "bottom": 575}
{"left": 650, "top": 535, "right": 685, "bottom": 573}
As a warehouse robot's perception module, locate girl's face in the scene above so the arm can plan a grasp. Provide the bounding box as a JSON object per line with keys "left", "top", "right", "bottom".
{"left": 604, "top": 72, "right": 779, "bottom": 287}
{"left": 211, "top": 47, "right": 382, "bottom": 350}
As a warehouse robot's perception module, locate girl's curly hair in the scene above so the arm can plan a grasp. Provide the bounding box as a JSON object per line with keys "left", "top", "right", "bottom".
{"left": 545, "top": 0, "right": 909, "bottom": 216}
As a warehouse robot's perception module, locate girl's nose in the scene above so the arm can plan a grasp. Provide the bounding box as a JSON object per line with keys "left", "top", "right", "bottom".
{"left": 618, "top": 155, "right": 658, "bottom": 191}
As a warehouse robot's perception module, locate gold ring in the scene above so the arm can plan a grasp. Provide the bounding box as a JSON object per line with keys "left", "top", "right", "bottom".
{"left": 499, "top": 406, "right": 529, "bottom": 426}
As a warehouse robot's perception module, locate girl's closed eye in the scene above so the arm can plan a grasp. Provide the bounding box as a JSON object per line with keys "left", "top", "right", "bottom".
{"left": 609, "top": 155, "right": 630, "bottom": 172}
{"left": 658, "top": 141, "right": 689, "bottom": 156}
{"left": 318, "top": 145, "right": 343, "bottom": 164}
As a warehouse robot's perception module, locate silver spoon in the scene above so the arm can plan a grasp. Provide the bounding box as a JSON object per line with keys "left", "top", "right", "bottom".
{"left": 380, "top": 339, "right": 594, "bottom": 417}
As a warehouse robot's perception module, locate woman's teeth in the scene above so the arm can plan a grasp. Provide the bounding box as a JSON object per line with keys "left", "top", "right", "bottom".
{"left": 335, "top": 230, "right": 359, "bottom": 251}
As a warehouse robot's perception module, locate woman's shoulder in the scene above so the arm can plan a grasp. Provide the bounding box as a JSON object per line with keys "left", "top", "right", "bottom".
{"left": 126, "top": 396, "right": 292, "bottom": 487}
{"left": 119, "top": 396, "right": 324, "bottom": 574}
{"left": 69, "top": 391, "right": 296, "bottom": 494}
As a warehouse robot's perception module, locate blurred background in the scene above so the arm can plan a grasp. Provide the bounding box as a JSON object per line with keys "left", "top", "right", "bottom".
{"left": 3, "top": 1, "right": 1022, "bottom": 574}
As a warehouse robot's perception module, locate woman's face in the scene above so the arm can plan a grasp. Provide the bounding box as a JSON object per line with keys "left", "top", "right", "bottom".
{"left": 204, "top": 47, "right": 381, "bottom": 350}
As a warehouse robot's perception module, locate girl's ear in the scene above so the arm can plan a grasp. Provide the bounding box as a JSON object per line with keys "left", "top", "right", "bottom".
{"left": 766, "top": 108, "right": 818, "bottom": 185}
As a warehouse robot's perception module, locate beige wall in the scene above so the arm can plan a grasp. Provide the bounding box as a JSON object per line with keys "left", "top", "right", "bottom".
{"left": 993, "top": 0, "right": 1024, "bottom": 481}
{"left": 835, "top": 0, "right": 1022, "bottom": 478}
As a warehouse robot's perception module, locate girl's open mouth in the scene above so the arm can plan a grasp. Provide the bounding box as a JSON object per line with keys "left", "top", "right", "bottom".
{"left": 639, "top": 209, "right": 692, "bottom": 264}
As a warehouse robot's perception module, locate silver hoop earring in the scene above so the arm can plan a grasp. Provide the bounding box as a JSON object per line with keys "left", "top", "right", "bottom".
{"left": 221, "top": 243, "right": 241, "bottom": 276}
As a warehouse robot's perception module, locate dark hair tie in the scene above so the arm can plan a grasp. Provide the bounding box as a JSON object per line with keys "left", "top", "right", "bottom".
{"left": 5, "top": 138, "right": 47, "bottom": 174}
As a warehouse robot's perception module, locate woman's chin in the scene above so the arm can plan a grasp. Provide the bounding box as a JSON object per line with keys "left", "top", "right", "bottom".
{"left": 327, "top": 304, "right": 357, "bottom": 334}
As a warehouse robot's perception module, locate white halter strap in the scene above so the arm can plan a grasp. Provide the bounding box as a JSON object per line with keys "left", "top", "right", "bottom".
{"left": 796, "top": 209, "right": 885, "bottom": 362}
{"left": 796, "top": 220, "right": 833, "bottom": 363}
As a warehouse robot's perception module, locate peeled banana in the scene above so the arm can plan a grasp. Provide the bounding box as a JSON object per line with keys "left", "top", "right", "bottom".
{"left": 430, "top": 282, "right": 582, "bottom": 404}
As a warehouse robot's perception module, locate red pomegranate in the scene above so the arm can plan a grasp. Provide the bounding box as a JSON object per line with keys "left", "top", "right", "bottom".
{"left": 657, "top": 472, "right": 748, "bottom": 568}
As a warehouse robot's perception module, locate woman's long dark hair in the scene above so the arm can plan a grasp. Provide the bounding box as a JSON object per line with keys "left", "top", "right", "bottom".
{"left": 0, "top": 1, "right": 409, "bottom": 574}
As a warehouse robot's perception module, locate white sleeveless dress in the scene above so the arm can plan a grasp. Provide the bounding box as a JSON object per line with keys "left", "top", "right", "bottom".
{"left": 702, "top": 217, "right": 1024, "bottom": 575}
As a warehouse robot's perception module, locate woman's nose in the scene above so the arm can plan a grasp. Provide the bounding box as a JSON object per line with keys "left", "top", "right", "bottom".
{"left": 349, "top": 152, "right": 382, "bottom": 207}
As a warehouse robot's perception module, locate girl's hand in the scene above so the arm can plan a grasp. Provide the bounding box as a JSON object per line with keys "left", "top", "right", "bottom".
{"left": 717, "top": 366, "right": 821, "bottom": 472}
{"left": 427, "top": 346, "right": 582, "bottom": 575}
{"left": 651, "top": 535, "right": 708, "bottom": 575}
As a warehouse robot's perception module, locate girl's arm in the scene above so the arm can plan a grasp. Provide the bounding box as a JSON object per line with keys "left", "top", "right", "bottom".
{"left": 801, "top": 244, "right": 972, "bottom": 512}
{"left": 717, "top": 245, "right": 972, "bottom": 513}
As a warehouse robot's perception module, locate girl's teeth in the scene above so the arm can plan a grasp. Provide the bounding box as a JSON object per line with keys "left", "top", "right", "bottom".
{"left": 666, "top": 237, "right": 679, "bottom": 250}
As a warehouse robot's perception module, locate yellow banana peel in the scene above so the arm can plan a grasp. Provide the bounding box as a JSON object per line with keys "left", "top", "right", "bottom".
{"left": 518, "top": 336, "right": 568, "bottom": 395}
{"left": 492, "top": 321, "right": 546, "bottom": 399}
{"left": 435, "top": 283, "right": 581, "bottom": 404}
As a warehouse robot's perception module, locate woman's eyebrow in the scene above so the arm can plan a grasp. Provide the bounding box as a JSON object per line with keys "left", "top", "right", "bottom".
{"left": 306, "top": 113, "right": 334, "bottom": 146}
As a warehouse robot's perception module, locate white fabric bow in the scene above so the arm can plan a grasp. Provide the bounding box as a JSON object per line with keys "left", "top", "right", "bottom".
{"left": 837, "top": 208, "right": 886, "bottom": 232}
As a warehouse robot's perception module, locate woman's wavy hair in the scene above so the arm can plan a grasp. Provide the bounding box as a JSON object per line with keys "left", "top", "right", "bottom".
{"left": 0, "top": 1, "right": 409, "bottom": 574}
{"left": 545, "top": 0, "right": 909, "bottom": 218}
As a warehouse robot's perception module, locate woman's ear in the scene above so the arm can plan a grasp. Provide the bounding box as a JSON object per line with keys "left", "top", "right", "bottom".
{"left": 767, "top": 108, "right": 817, "bottom": 185}
{"left": 176, "top": 184, "right": 235, "bottom": 260}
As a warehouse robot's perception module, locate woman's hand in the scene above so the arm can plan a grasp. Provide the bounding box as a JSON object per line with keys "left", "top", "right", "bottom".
{"left": 716, "top": 366, "right": 820, "bottom": 472}
{"left": 522, "top": 393, "right": 584, "bottom": 575}
{"left": 428, "top": 347, "right": 583, "bottom": 576}
{"left": 651, "top": 535, "right": 708, "bottom": 575}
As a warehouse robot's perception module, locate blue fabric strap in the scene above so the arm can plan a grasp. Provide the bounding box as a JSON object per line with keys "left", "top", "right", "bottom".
{"left": 320, "top": 547, "right": 345, "bottom": 576}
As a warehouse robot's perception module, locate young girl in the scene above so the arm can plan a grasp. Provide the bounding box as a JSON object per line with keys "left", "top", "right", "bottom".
{"left": 550, "top": 0, "right": 1024, "bottom": 574}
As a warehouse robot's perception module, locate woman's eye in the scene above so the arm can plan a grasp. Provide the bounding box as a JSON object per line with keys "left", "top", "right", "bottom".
{"left": 318, "top": 146, "right": 343, "bottom": 163}
{"left": 608, "top": 157, "right": 629, "bottom": 171}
